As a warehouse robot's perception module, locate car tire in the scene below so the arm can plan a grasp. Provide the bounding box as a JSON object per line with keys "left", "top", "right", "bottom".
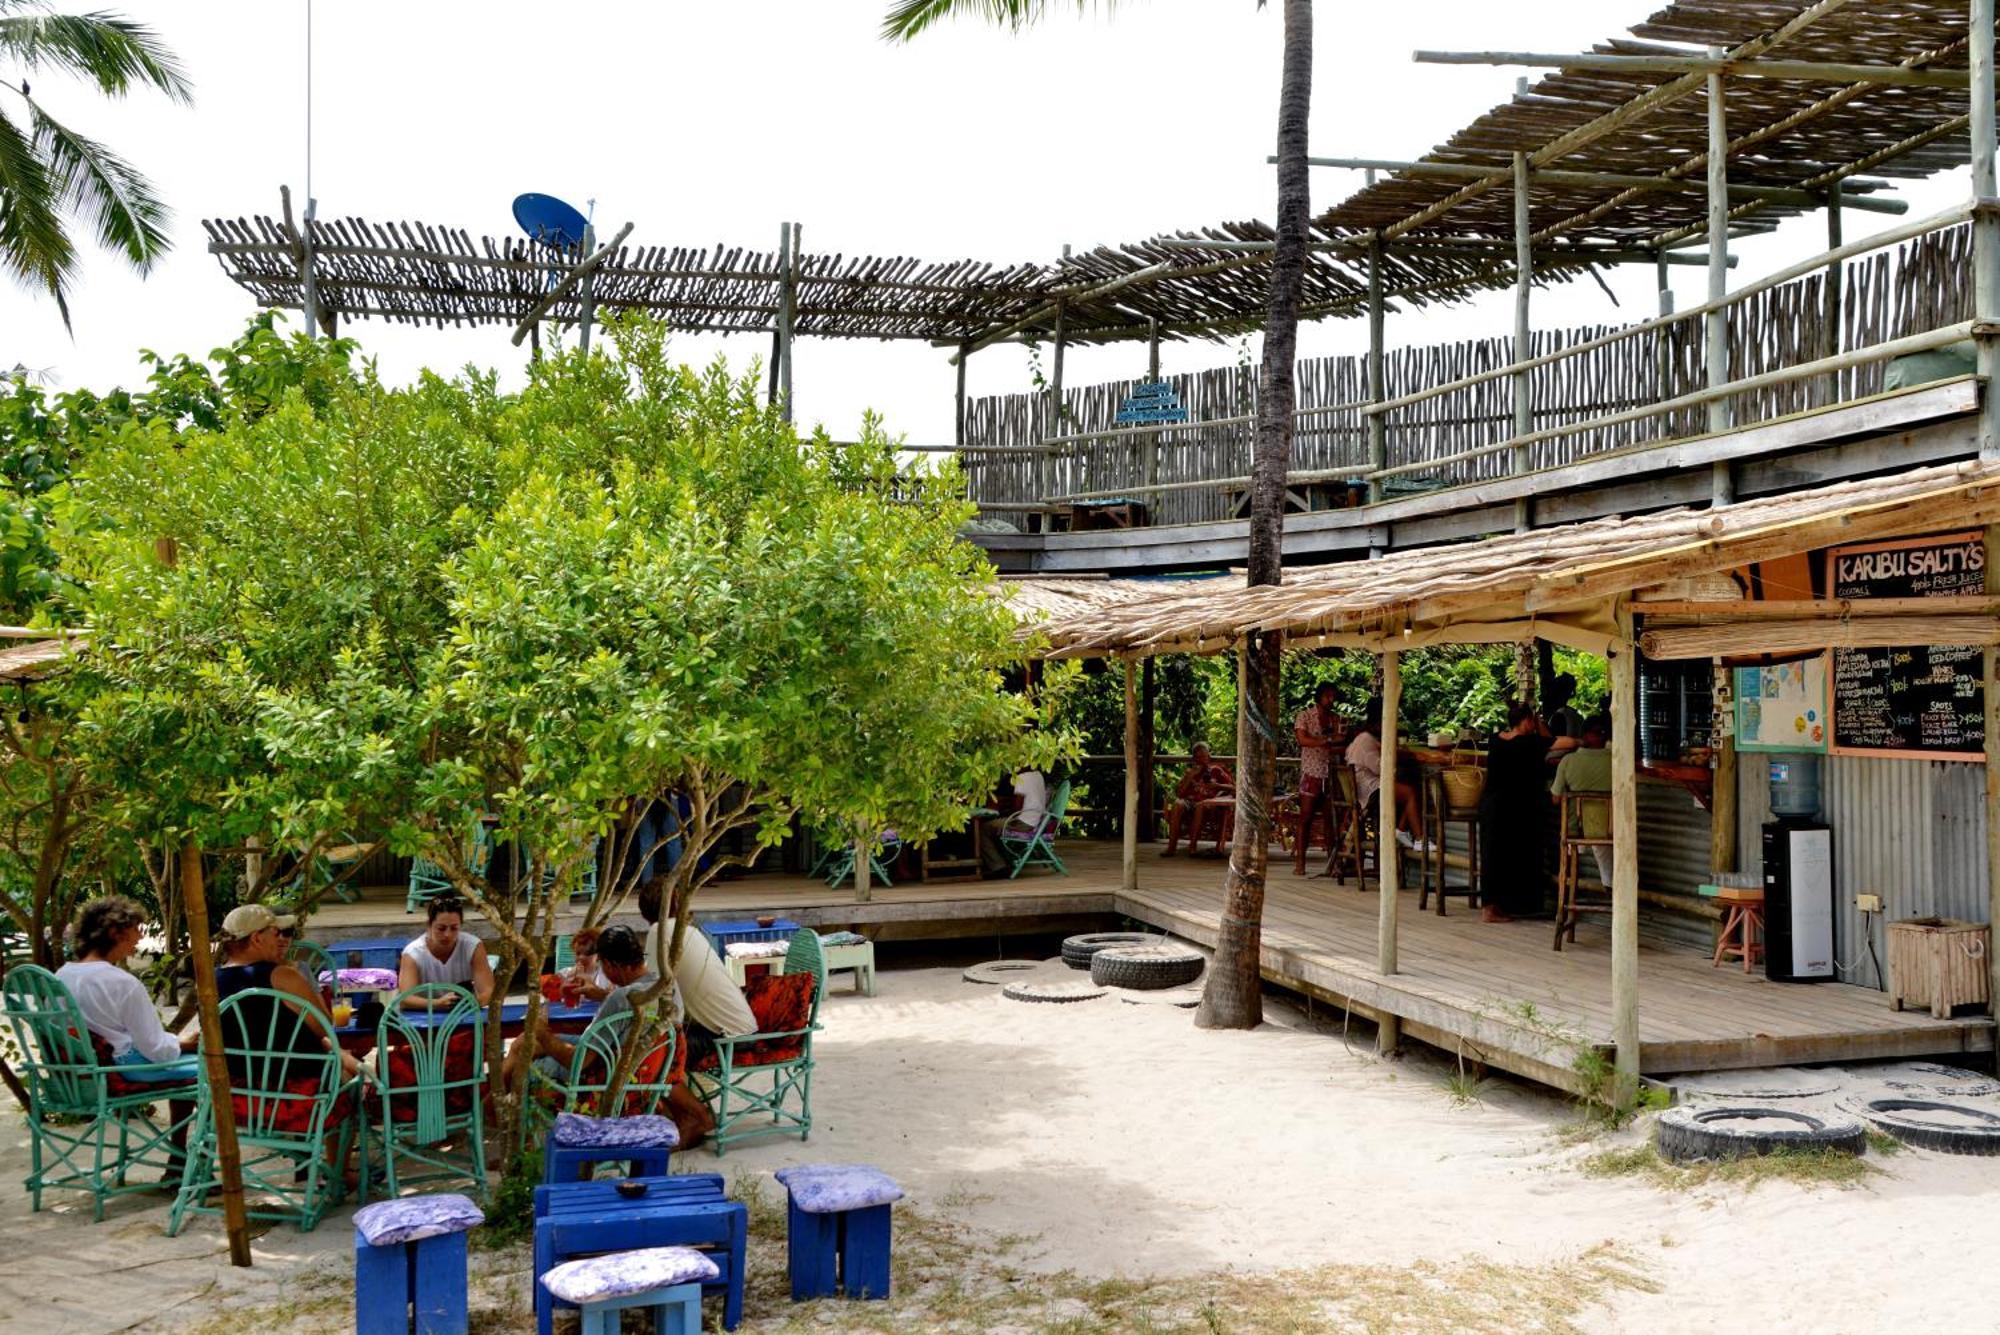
{"left": 1060, "top": 932, "right": 1159, "bottom": 971}
{"left": 1851, "top": 1097, "right": 2000, "bottom": 1155}
{"left": 1653, "top": 1104, "right": 1866, "bottom": 1164}
{"left": 1001, "top": 979, "right": 1107, "bottom": 1004}
{"left": 962, "top": 960, "right": 1042, "bottom": 986}
{"left": 1089, "top": 945, "right": 1206, "bottom": 991}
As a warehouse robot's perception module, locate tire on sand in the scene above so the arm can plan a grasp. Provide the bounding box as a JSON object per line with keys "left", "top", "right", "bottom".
{"left": 962, "top": 960, "right": 1042, "bottom": 986}
{"left": 1654, "top": 1104, "right": 1865, "bottom": 1164}
{"left": 1001, "top": 979, "right": 1107, "bottom": 1004}
{"left": 1089, "top": 944, "right": 1206, "bottom": 991}
{"left": 1852, "top": 1097, "right": 2000, "bottom": 1155}
{"left": 1060, "top": 932, "right": 1158, "bottom": 971}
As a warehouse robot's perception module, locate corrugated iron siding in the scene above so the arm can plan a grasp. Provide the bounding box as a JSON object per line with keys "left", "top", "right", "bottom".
{"left": 1736, "top": 753, "right": 1989, "bottom": 988}
{"left": 1638, "top": 778, "right": 1715, "bottom": 952}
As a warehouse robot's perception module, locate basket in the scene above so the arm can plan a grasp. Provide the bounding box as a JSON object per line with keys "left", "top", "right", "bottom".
{"left": 1440, "top": 767, "right": 1486, "bottom": 810}
{"left": 1887, "top": 917, "right": 1990, "bottom": 1019}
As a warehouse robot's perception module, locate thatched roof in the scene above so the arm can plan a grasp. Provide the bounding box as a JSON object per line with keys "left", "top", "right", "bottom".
{"left": 0, "top": 636, "right": 84, "bottom": 682}
{"left": 1024, "top": 460, "right": 2000, "bottom": 658}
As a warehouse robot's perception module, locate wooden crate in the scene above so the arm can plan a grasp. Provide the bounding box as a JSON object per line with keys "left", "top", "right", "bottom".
{"left": 1887, "top": 917, "right": 1991, "bottom": 1019}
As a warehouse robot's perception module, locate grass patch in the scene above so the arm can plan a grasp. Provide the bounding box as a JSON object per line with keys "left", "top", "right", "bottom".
{"left": 1865, "top": 1129, "right": 1906, "bottom": 1156}
{"left": 1582, "top": 1142, "right": 1877, "bottom": 1190}
{"left": 1443, "top": 1069, "right": 1489, "bottom": 1106}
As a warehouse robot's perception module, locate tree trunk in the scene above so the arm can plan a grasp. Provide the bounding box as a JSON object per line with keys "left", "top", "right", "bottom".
{"left": 1198, "top": 0, "right": 1312, "bottom": 1031}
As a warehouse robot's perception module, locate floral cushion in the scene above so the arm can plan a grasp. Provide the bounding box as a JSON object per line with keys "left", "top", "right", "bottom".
{"left": 380, "top": 1028, "right": 481, "bottom": 1124}
{"left": 723, "top": 940, "right": 788, "bottom": 960}
{"left": 539, "top": 1245, "right": 719, "bottom": 1305}
{"left": 332, "top": 967, "right": 400, "bottom": 991}
{"left": 354, "top": 1192, "right": 485, "bottom": 1246}
{"left": 774, "top": 1164, "right": 903, "bottom": 1214}
{"left": 690, "top": 973, "right": 814, "bottom": 1072}
{"left": 551, "top": 1111, "right": 680, "bottom": 1151}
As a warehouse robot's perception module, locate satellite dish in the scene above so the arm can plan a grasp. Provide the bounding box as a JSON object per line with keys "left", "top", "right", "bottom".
{"left": 512, "top": 193, "right": 590, "bottom": 251}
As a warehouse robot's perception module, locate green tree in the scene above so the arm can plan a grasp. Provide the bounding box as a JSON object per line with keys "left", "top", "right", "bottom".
{"left": 0, "top": 2, "right": 190, "bottom": 324}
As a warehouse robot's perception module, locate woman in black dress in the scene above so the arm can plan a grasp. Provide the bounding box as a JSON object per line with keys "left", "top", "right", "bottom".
{"left": 1479, "top": 700, "right": 1552, "bottom": 922}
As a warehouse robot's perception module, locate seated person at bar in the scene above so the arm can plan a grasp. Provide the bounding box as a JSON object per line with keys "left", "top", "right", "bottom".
{"left": 1543, "top": 672, "right": 1586, "bottom": 767}
{"left": 397, "top": 895, "right": 495, "bottom": 1008}
{"left": 1291, "top": 682, "right": 1343, "bottom": 875}
{"left": 564, "top": 927, "right": 613, "bottom": 1003}
{"left": 642, "top": 877, "right": 760, "bottom": 1147}
{"left": 1479, "top": 701, "right": 1552, "bottom": 923}
{"left": 1550, "top": 715, "right": 1614, "bottom": 885}
{"left": 1163, "top": 743, "right": 1235, "bottom": 856}
{"left": 980, "top": 768, "right": 1050, "bottom": 874}
{"left": 1346, "top": 701, "right": 1429, "bottom": 853}
{"left": 215, "top": 903, "right": 363, "bottom": 1082}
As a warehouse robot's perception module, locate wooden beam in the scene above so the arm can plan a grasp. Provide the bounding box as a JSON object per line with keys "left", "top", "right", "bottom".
{"left": 1639, "top": 595, "right": 2000, "bottom": 619}
{"left": 1513, "top": 143, "right": 1533, "bottom": 533}
{"left": 1122, "top": 659, "right": 1140, "bottom": 892}
{"left": 1641, "top": 615, "right": 2000, "bottom": 659}
{"left": 1609, "top": 603, "right": 1640, "bottom": 1106}
{"left": 1412, "top": 50, "right": 1970, "bottom": 88}
{"left": 1300, "top": 156, "right": 1905, "bottom": 214}
{"left": 1710, "top": 662, "right": 1738, "bottom": 878}
{"left": 1707, "top": 50, "right": 1734, "bottom": 505}
{"left": 1366, "top": 235, "right": 1387, "bottom": 503}
{"left": 506, "top": 222, "right": 635, "bottom": 346}
{"left": 1376, "top": 650, "right": 1403, "bottom": 1057}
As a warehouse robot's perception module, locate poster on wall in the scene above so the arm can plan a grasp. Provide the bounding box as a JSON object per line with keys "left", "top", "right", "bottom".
{"left": 1734, "top": 658, "right": 1829, "bottom": 754}
{"left": 1826, "top": 532, "right": 1985, "bottom": 761}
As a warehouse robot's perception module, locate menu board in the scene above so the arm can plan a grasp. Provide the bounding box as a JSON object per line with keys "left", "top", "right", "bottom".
{"left": 1827, "top": 532, "right": 1985, "bottom": 760}
{"left": 1734, "top": 658, "right": 1828, "bottom": 753}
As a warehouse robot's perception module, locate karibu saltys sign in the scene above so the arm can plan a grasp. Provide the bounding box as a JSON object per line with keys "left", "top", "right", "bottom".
{"left": 1826, "top": 531, "right": 1985, "bottom": 760}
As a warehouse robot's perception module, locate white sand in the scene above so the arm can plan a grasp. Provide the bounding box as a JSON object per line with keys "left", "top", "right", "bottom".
{"left": 6, "top": 956, "right": 2000, "bottom": 1332}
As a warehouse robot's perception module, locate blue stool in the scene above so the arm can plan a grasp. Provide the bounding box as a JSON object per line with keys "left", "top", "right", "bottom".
{"left": 775, "top": 1164, "right": 904, "bottom": 1301}
{"left": 353, "top": 1194, "right": 486, "bottom": 1335}
{"left": 539, "top": 1246, "right": 718, "bottom": 1335}
{"left": 543, "top": 1111, "right": 679, "bottom": 1184}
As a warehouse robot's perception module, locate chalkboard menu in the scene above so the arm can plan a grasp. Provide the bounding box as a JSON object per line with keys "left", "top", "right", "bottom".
{"left": 1827, "top": 532, "right": 1986, "bottom": 760}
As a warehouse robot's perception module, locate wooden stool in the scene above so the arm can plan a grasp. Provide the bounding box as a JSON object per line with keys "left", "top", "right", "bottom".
{"left": 1713, "top": 887, "right": 1766, "bottom": 973}
{"left": 354, "top": 1194, "right": 485, "bottom": 1335}
{"left": 1418, "top": 769, "right": 1482, "bottom": 916}
{"left": 542, "top": 1111, "right": 678, "bottom": 1184}
{"left": 776, "top": 1164, "right": 904, "bottom": 1301}
{"left": 1554, "top": 792, "right": 1613, "bottom": 952}
{"left": 538, "top": 1247, "right": 717, "bottom": 1335}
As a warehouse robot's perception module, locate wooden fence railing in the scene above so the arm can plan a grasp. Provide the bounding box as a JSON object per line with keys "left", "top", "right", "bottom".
{"left": 960, "top": 216, "right": 1976, "bottom": 528}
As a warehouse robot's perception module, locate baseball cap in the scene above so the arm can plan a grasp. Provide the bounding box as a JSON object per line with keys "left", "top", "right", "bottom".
{"left": 221, "top": 904, "right": 297, "bottom": 938}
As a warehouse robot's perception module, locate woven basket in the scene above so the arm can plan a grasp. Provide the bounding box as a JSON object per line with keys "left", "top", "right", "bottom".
{"left": 1441, "top": 767, "right": 1486, "bottom": 810}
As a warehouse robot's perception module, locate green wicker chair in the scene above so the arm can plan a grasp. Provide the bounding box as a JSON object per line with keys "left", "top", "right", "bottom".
{"left": 525, "top": 1007, "right": 680, "bottom": 1141}
{"left": 406, "top": 821, "right": 494, "bottom": 914}
{"left": 691, "top": 928, "right": 825, "bottom": 1155}
{"left": 817, "top": 832, "right": 900, "bottom": 889}
{"left": 1001, "top": 779, "right": 1072, "bottom": 878}
{"left": 375, "top": 983, "right": 486, "bottom": 1195}
{"left": 168, "top": 987, "right": 367, "bottom": 1236}
{"left": 286, "top": 938, "right": 337, "bottom": 994}
{"left": 311, "top": 833, "right": 372, "bottom": 904}
{"left": 0, "top": 964, "right": 198, "bottom": 1220}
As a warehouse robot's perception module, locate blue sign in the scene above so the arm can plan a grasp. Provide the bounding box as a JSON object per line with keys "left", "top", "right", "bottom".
{"left": 1114, "top": 380, "right": 1187, "bottom": 426}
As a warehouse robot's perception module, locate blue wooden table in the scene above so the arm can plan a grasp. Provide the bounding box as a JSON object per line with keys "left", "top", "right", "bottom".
{"left": 533, "top": 1172, "right": 747, "bottom": 1333}
{"left": 335, "top": 998, "right": 597, "bottom": 1054}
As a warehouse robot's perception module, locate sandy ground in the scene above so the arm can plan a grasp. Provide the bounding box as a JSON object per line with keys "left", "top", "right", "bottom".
{"left": 5, "top": 950, "right": 2000, "bottom": 1333}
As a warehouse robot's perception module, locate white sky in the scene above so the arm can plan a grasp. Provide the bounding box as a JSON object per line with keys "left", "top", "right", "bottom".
{"left": 1, "top": 0, "right": 1975, "bottom": 446}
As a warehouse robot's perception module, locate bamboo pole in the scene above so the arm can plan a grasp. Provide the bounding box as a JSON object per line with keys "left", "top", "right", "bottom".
{"left": 1412, "top": 50, "right": 1969, "bottom": 88}
{"left": 1512, "top": 138, "right": 1533, "bottom": 533}
{"left": 1975, "top": 0, "right": 2000, "bottom": 461}
{"left": 1122, "top": 659, "right": 1139, "bottom": 892}
{"left": 1365, "top": 234, "right": 1387, "bottom": 502}
{"left": 1609, "top": 604, "right": 1641, "bottom": 1106}
{"left": 184, "top": 838, "right": 251, "bottom": 1263}
{"left": 1300, "top": 156, "right": 1900, "bottom": 207}
{"left": 1376, "top": 649, "right": 1402, "bottom": 1056}
{"left": 1706, "top": 50, "right": 1734, "bottom": 506}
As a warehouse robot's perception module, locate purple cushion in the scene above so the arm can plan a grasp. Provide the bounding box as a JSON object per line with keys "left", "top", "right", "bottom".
{"left": 332, "top": 967, "right": 400, "bottom": 991}
{"left": 774, "top": 1163, "right": 904, "bottom": 1213}
{"left": 353, "top": 1193, "right": 485, "bottom": 1246}
{"left": 539, "top": 1246, "right": 719, "bottom": 1304}
{"left": 550, "top": 1111, "right": 680, "bottom": 1151}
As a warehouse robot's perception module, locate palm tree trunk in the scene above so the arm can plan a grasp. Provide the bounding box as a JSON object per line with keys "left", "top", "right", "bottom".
{"left": 1198, "top": 0, "right": 1312, "bottom": 1031}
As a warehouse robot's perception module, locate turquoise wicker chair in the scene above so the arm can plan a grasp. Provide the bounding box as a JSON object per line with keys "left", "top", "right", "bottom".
{"left": 818, "top": 832, "right": 900, "bottom": 889}
{"left": 376, "top": 983, "right": 486, "bottom": 1195}
{"left": 168, "top": 987, "right": 367, "bottom": 1236}
{"left": 406, "top": 822, "right": 494, "bottom": 914}
{"left": 1000, "top": 779, "right": 1072, "bottom": 878}
{"left": 525, "top": 1007, "right": 680, "bottom": 1141}
{"left": 690, "top": 928, "right": 825, "bottom": 1155}
{"left": 286, "top": 938, "right": 337, "bottom": 994}
{"left": 541, "top": 838, "right": 601, "bottom": 902}
{"left": 0, "top": 965, "right": 197, "bottom": 1220}
{"left": 311, "top": 833, "right": 372, "bottom": 904}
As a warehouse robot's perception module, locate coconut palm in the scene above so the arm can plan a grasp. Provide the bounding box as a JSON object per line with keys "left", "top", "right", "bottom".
{"left": 0, "top": 2, "right": 191, "bottom": 327}
{"left": 884, "top": 0, "right": 1311, "bottom": 1029}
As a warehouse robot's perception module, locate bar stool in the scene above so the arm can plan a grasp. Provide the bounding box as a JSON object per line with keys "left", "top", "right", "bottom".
{"left": 354, "top": 1194, "right": 485, "bottom": 1335}
{"left": 1418, "top": 768, "right": 1482, "bottom": 916}
{"left": 775, "top": 1164, "right": 904, "bottom": 1301}
{"left": 1554, "top": 791, "right": 1614, "bottom": 951}
{"left": 1713, "top": 885, "right": 1766, "bottom": 972}
{"left": 1322, "top": 766, "right": 1378, "bottom": 887}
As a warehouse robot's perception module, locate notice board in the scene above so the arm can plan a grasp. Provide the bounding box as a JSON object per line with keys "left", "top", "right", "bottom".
{"left": 1827, "top": 531, "right": 1986, "bottom": 760}
{"left": 1734, "top": 658, "right": 1829, "bottom": 753}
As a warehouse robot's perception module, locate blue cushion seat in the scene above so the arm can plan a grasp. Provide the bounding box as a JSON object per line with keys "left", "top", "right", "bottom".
{"left": 551, "top": 1111, "right": 681, "bottom": 1151}
{"left": 353, "top": 1192, "right": 485, "bottom": 1247}
{"left": 774, "top": 1164, "right": 903, "bottom": 1214}
{"left": 539, "top": 1246, "right": 720, "bottom": 1305}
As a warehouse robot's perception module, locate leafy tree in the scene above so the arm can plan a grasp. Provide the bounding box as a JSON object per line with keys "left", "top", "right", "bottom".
{"left": 0, "top": 2, "right": 190, "bottom": 324}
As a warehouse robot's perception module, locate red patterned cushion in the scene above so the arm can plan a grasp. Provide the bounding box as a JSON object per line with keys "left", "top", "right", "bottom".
{"left": 380, "top": 1028, "right": 481, "bottom": 1123}
{"left": 691, "top": 973, "right": 815, "bottom": 1071}
{"left": 232, "top": 1072, "right": 353, "bottom": 1135}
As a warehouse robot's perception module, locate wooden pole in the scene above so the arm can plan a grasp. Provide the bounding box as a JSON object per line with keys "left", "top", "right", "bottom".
{"left": 1710, "top": 662, "right": 1738, "bottom": 877}
{"left": 1144, "top": 319, "right": 1161, "bottom": 496}
{"left": 1512, "top": 130, "right": 1533, "bottom": 534}
{"left": 1376, "top": 648, "right": 1402, "bottom": 1056}
{"left": 954, "top": 342, "right": 968, "bottom": 449}
{"left": 1973, "top": 0, "right": 2000, "bottom": 460}
{"left": 1122, "top": 659, "right": 1140, "bottom": 892}
{"left": 1411, "top": 50, "right": 1969, "bottom": 88}
{"left": 1706, "top": 49, "right": 1735, "bottom": 506}
{"left": 184, "top": 840, "right": 252, "bottom": 1263}
{"left": 300, "top": 197, "right": 320, "bottom": 342}
{"left": 782, "top": 223, "right": 799, "bottom": 422}
{"left": 1139, "top": 657, "right": 1158, "bottom": 840}
{"left": 577, "top": 223, "right": 597, "bottom": 356}
{"left": 1609, "top": 603, "right": 1641, "bottom": 1105}
{"left": 1365, "top": 234, "right": 1387, "bottom": 503}
{"left": 1822, "top": 181, "right": 1844, "bottom": 407}
{"left": 1985, "top": 525, "right": 2000, "bottom": 1016}
{"left": 1045, "top": 288, "right": 1067, "bottom": 530}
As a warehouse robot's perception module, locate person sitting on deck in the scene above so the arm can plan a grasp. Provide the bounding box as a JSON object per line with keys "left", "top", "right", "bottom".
{"left": 1290, "top": 683, "right": 1345, "bottom": 875}
{"left": 1550, "top": 715, "right": 1614, "bottom": 886}
{"left": 1346, "top": 701, "right": 1428, "bottom": 853}
{"left": 979, "top": 768, "right": 1049, "bottom": 874}
{"left": 397, "top": 896, "right": 495, "bottom": 1009}
{"left": 1163, "top": 744, "right": 1235, "bottom": 856}
{"left": 215, "top": 904, "right": 363, "bottom": 1083}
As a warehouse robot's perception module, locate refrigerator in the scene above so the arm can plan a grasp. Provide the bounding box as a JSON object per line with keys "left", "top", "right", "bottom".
{"left": 1762, "top": 820, "right": 1835, "bottom": 982}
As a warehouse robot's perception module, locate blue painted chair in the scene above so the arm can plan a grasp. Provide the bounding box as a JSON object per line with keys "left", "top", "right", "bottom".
{"left": 533, "top": 1174, "right": 746, "bottom": 1333}
{"left": 353, "top": 1193, "right": 485, "bottom": 1335}
{"left": 542, "top": 1110, "right": 678, "bottom": 1184}
{"left": 539, "top": 1246, "right": 717, "bottom": 1335}
{"left": 376, "top": 984, "right": 486, "bottom": 1195}
{"left": 1000, "top": 779, "right": 1072, "bottom": 878}
{"left": 406, "top": 822, "right": 494, "bottom": 914}
{"left": 774, "top": 1164, "right": 904, "bottom": 1301}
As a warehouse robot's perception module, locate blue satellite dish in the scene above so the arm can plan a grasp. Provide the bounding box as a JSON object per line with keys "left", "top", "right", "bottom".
{"left": 512, "top": 193, "right": 590, "bottom": 250}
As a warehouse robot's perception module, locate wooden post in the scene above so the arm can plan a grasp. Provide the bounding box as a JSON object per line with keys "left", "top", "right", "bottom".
{"left": 1705, "top": 48, "right": 1735, "bottom": 505}
{"left": 773, "top": 222, "right": 797, "bottom": 423}
{"left": 1376, "top": 648, "right": 1402, "bottom": 1056}
{"left": 1139, "top": 657, "right": 1158, "bottom": 840}
{"left": 184, "top": 841, "right": 252, "bottom": 1264}
{"left": 1654, "top": 248, "right": 1675, "bottom": 403}
{"left": 1985, "top": 525, "right": 2000, "bottom": 1015}
{"left": 783, "top": 223, "right": 799, "bottom": 422}
{"left": 1710, "top": 662, "right": 1738, "bottom": 876}
{"left": 1364, "top": 234, "right": 1387, "bottom": 504}
{"left": 1046, "top": 294, "right": 1067, "bottom": 527}
{"left": 300, "top": 196, "right": 320, "bottom": 342}
{"left": 1822, "top": 181, "right": 1844, "bottom": 407}
{"left": 1122, "top": 659, "right": 1140, "bottom": 892}
{"left": 577, "top": 222, "right": 597, "bottom": 355}
{"left": 1609, "top": 603, "right": 1641, "bottom": 1105}
{"left": 1974, "top": 0, "right": 2000, "bottom": 460}
{"left": 853, "top": 827, "right": 870, "bottom": 904}
{"left": 1511, "top": 141, "right": 1533, "bottom": 534}
{"left": 954, "top": 342, "right": 968, "bottom": 449}
{"left": 1143, "top": 318, "right": 1162, "bottom": 495}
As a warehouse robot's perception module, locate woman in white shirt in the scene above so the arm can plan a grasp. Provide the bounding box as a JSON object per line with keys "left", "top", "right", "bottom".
{"left": 397, "top": 897, "right": 495, "bottom": 1008}
{"left": 56, "top": 895, "right": 200, "bottom": 1082}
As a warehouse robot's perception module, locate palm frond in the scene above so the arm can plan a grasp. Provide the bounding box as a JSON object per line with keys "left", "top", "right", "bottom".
{"left": 28, "top": 94, "right": 167, "bottom": 268}
{"left": 0, "top": 102, "right": 73, "bottom": 325}
{"left": 881, "top": 0, "right": 1110, "bottom": 42}
{"left": 0, "top": 10, "right": 192, "bottom": 103}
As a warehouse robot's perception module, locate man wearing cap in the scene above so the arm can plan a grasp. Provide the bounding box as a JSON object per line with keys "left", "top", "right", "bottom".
{"left": 501, "top": 923, "right": 656, "bottom": 1084}
{"left": 215, "top": 904, "right": 362, "bottom": 1081}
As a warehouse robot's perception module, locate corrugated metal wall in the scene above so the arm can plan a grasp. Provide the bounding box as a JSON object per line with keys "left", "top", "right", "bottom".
{"left": 1638, "top": 778, "right": 1715, "bottom": 952}
{"left": 1736, "top": 753, "right": 1990, "bottom": 988}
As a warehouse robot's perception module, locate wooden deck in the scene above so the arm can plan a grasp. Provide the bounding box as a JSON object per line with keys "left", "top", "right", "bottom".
{"left": 309, "top": 838, "right": 1992, "bottom": 1096}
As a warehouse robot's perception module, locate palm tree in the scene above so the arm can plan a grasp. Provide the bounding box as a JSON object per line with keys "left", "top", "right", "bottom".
{"left": 884, "top": 0, "right": 1311, "bottom": 1029}
{"left": 0, "top": 2, "right": 191, "bottom": 327}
